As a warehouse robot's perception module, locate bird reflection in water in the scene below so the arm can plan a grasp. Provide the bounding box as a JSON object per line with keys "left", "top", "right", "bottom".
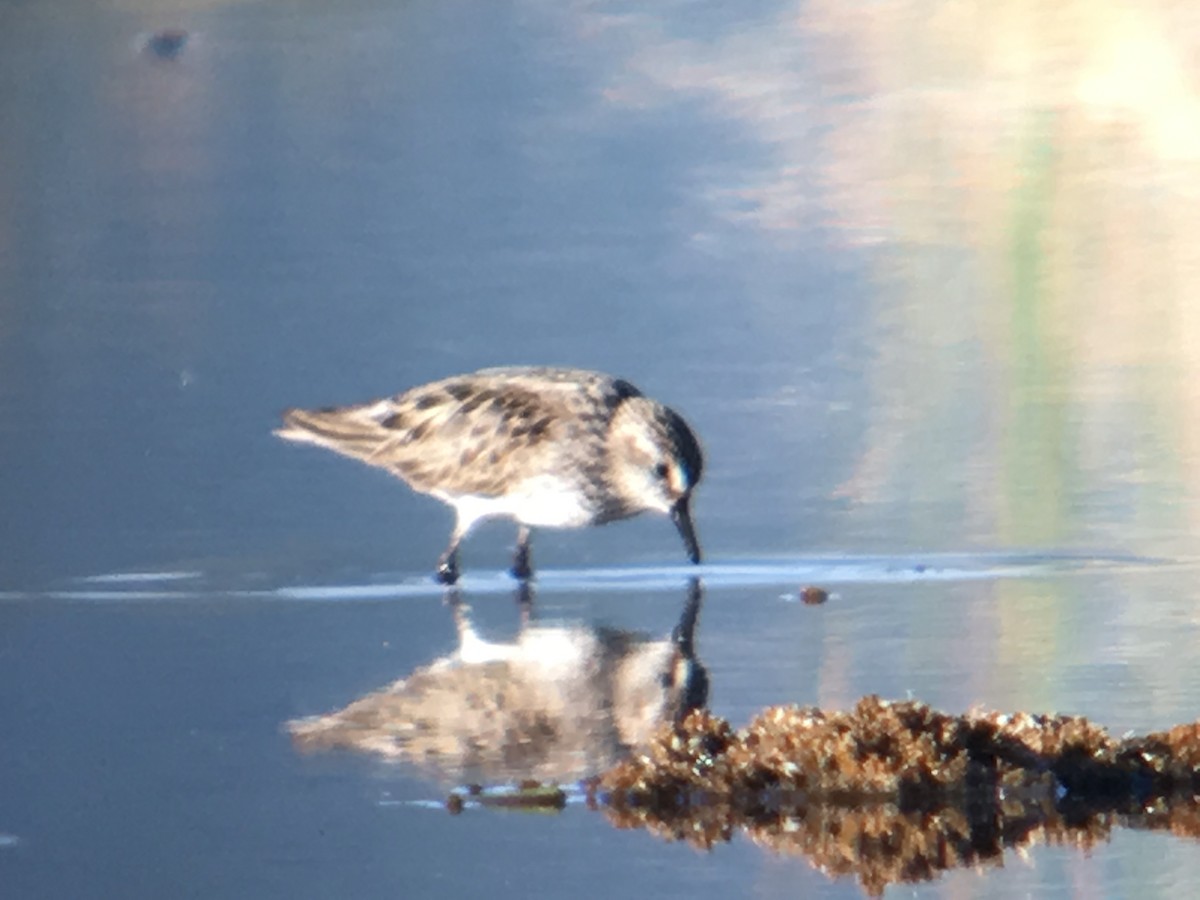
{"left": 288, "top": 578, "right": 708, "bottom": 784}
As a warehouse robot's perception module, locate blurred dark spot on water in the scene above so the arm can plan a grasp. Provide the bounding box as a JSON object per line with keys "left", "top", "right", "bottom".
{"left": 143, "top": 29, "right": 189, "bottom": 60}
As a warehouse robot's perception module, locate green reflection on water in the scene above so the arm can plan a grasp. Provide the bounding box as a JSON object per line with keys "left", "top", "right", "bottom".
{"left": 1004, "top": 111, "right": 1071, "bottom": 547}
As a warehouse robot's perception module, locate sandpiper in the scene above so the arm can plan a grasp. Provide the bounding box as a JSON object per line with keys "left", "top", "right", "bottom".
{"left": 275, "top": 366, "right": 703, "bottom": 583}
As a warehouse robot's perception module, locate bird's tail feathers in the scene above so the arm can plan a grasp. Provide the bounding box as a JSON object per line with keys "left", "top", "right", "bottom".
{"left": 274, "top": 403, "right": 394, "bottom": 461}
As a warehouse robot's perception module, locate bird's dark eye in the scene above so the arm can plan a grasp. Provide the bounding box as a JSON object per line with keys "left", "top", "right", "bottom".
{"left": 654, "top": 462, "right": 670, "bottom": 480}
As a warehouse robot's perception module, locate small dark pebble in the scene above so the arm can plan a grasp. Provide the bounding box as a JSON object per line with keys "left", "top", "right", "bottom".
{"left": 800, "top": 586, "right": 829, "bottom": 605}
{"left": 446, "top": 794, "right": 464, "bottom": 815}
{"left": 466, "top": 784, "right": 483, "bottom": 796}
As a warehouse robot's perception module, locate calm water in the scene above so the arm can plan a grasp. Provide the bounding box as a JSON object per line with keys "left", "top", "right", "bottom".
{"left": 5, "top": 1, "right": 1200, "bottom": 897}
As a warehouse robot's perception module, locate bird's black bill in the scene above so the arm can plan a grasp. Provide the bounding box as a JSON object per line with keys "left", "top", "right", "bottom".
{"left": 672, "top": 498, "right": 702, "bottom": 564}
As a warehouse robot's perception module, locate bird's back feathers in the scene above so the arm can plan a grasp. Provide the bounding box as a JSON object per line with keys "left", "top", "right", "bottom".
{"left": 275, "top": 368, "right": 641, "bottom": 498}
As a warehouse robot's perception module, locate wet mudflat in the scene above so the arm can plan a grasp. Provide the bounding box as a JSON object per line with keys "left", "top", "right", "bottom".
{"left": 5, "top": 1, "right": 1200, "bottom": 897}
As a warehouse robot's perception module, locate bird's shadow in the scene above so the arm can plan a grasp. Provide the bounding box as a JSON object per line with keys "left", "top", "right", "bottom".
{"left": 288, "top": 578, "right": 709, "bottom": 784}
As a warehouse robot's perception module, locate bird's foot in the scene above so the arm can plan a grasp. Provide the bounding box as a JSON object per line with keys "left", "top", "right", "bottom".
{"left": 510, "top": 544, "right": 533, "bottom": 581}
{"left": 434, "top": 539, "right": 462, "bottom": 585}
{"left": 436, "top": 554, "right": 460, "bottom": 585}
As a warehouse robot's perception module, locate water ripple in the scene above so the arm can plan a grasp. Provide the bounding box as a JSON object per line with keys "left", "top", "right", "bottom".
{"left": 2, "top": 552, "right": 1181, "bottom": 603}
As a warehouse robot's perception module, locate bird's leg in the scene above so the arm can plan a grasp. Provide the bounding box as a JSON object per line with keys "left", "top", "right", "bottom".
{"left": 436, "top": 533, "right": 463, "bottom": 585}
{"left": 510, "top": 525, "right": 533, "bottom": 581}
{"left": 515, "top": 580, "right": 535, "bottom": 629}
{"left": 443, "top": 586, "right": 467, "bottom": 631}
{"left": 445, "top": 588, "right": 486, "bottom": 660}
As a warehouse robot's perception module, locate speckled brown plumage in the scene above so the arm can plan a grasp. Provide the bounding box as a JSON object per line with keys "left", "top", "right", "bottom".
{"left": 275, "top": 367, "right": 704, "bottom": 583}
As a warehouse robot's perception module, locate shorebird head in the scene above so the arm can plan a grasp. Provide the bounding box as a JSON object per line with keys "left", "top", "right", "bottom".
{"left": 610, "top": 398, "right": 704, "bottom": 563}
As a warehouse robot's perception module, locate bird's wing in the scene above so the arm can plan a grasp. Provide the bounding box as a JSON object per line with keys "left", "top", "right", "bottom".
{"left": 277, "top": 369, "right": 638, "bottom": 497}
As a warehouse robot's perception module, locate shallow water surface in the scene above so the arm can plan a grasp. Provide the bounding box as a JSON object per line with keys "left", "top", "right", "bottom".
{"left": 5, "top": 0, "right": 1200, "bottom": 897}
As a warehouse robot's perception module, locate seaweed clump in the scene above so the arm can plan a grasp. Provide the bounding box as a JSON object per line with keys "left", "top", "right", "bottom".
{"left": 596, "top": 698, "right": 1200, "bottom": 895}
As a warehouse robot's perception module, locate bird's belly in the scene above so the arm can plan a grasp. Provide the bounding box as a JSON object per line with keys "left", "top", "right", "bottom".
{"left": 508, "top": 474, "right": 597, "bottom": 527}
{"left": 444, "top": 476, "right": 596, "bottom": 529}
